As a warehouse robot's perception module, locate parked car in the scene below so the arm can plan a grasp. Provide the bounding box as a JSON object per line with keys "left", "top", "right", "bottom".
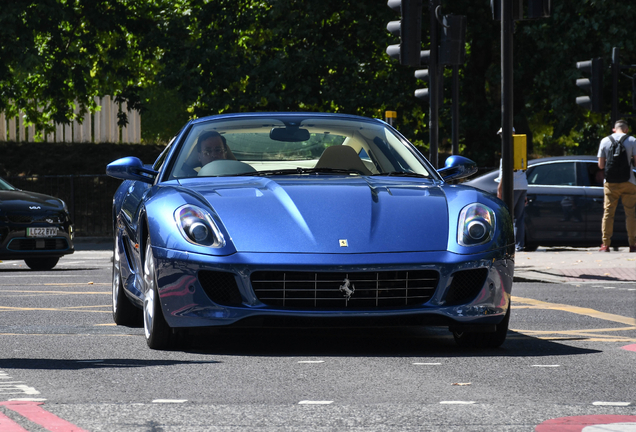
{"left": 0, "top": 177, "right": 74, "bottom": 270}
{"left": 106, "top": 112, "right": 514, "bottom": 350}
{"left": 464, "top": 155, "right": 635, "bottom": 251}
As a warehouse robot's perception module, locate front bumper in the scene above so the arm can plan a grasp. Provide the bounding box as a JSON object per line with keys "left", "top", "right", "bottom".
{"left": 0, "top": 224, "right": 75, "bottom": 259}
{"left": 148, "top": 247, "right": 514, "bottom": 330}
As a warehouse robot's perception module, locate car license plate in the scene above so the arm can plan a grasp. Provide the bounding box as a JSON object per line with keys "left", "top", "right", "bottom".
{"left": 27, "top": 227, "right": 58, "bottom": 237}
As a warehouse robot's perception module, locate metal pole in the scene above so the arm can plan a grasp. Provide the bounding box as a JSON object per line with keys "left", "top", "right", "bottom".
{"left": 452, "top": 64, "right": 459, "bottom": 155}
{"left": 501, "top": 0, "right": 514, "bottom": 216}
{"left": 612, "top": 47, "right": 620, "bottom": 124}
{"left": 429, "top": 0, "right": 440, "bottom": 169}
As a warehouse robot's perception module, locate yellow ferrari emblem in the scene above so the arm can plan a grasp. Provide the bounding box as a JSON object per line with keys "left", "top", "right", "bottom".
{"left": 339, "top": 239, "right": 348, "bottom": 247}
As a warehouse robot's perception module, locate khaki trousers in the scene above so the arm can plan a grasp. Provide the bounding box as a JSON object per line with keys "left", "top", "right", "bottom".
{"left": 602, "top": 181, "right": 636, "bottom": 247}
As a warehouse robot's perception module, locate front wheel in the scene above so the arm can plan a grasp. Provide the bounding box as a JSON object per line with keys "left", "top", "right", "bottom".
{"left": 25, "top": 257, "right": 59, "bottom": 270}
{"left": 142, "top": 236, "right": 174, "bottom": 350}
{"left": 453, "top": 306, "right": 511, "bottom": 349}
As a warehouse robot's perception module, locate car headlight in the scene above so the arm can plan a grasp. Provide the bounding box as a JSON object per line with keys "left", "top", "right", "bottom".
{"left": 175, "top": 204, "right": 225, "bottom": 248}
{"left": 457, "top": 203, "right": 495, "bottom": 246}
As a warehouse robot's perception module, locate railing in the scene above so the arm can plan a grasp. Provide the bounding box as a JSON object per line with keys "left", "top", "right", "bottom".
{"left": 0, "top": 96, "right": 141, "bottom": 143}
{"left": 7, "top": 175, "right": 123, "bottom": 238}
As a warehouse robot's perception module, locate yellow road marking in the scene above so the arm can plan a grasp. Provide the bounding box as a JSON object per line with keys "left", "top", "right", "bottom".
{"left": 0, "top": 306, "right": 110, "bottom": 313}
{"left": 0, "top": 284, "right": 109, "bottom": 287}
{"left": 512, "top": 295, "right": 636, "bottom": 342}
{"left": 0, "top": 290, "right": 109, "bottom": 295}
{"left": 0, "top": 333, "right": 135, "bottom": 337}
{"left": 512, "top": 296, "right": 636, "bottom": 326}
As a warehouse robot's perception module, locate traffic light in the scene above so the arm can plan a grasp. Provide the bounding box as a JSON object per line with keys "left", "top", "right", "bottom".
{"left": 439, "top": 15, "right": 466, "bottom": 66}
{"left": 490, "top": 0, "right": 523, "bottom": 20}
{"left": 414, "top": 51, "right": 442, "bottom": 104}
{"left": 490, "top": 0, "right": 549, "bottom": 20}
{"left": 528, "top": 0, "right": 550, "bottom": 19}
{"left": 576, "top": 58, "right": 603, "bottom": 112}
{"left": 386, "top": 0, "right": 423, "bottom": 67}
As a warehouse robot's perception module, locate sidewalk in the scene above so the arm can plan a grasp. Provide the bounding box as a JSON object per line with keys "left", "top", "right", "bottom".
{"left": 72, "top": 238, "right": 634, "bottom": 284}
{"left": 514, "top": 246, "right": 636, "bottom": 283}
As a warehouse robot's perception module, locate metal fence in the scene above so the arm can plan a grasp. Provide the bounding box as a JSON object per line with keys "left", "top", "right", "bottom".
{"left": 7, "top": 174, "right": 123, "bottom": 238}
{"left": 0, "top": 96, "right": 141, "bottom": 143}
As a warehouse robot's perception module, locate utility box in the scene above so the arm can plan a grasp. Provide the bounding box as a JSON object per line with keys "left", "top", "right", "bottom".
{"left": 513, "top": 134, "right": 527, "bottom": 171}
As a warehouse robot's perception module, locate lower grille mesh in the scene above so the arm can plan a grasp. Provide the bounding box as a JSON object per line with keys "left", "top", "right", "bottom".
{"left": 7, "top": 238, "right": 69, "bottom": 251}
{"left": 199, "top": 270, "right": 243, "bottom": 306}
{"left": 444, "top": 268, "right": 488, "bottom": 306}
{"left": 251, "top": 270, "right": 439, "bottom": 309}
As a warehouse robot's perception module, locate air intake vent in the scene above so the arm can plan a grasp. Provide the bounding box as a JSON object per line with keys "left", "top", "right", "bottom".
{"left": 444, "top": 268, "right": 488, "bottom": 306}
{"left": 198, "top": 271, "right": 243, "bottom": 306}
{"left": 251, "top": 270, "right": 439, "bottom": 309}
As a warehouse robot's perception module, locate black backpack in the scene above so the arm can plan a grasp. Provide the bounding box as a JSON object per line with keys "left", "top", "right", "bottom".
{"left": 604, "top": 135, "right": 632, "bottom": 183}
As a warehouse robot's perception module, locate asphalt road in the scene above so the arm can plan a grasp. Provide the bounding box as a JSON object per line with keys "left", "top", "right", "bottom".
{"left": 0, "top": 250, "right": 635, "bottom": 431}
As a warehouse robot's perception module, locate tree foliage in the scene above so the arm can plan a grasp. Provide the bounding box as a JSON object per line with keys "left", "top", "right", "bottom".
{"left": 2, "top": 0, "right": 636, "bottom": 166}
{"left": 0, "top": 0, "right": 160, "bottom": 130}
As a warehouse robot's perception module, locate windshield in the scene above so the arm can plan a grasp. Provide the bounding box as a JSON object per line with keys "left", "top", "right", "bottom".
{"left": 0, "top": 178, "right": 16, "bottom": 190}
{"left": 168, "top": 116, "right": 433, "bottom": 179}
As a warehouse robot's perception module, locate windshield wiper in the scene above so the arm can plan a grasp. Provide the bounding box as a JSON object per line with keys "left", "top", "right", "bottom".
{"left": 250, "top": 167, "right": 359, "bottom": 176}
{"left": 371, "top": 172, "right": 429, "bottom": 178}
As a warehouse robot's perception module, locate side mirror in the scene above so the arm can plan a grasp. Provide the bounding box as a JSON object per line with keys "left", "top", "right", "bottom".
{"left": 438, "top": 155, "right": 478, "bottom": 181}
{"left": 106, "top": 157, "right": 158, "bottom": 184}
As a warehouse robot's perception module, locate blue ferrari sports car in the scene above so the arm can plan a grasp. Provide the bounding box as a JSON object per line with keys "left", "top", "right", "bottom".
{"left": 107, "top": 113, "right": 514, "bottom": 350}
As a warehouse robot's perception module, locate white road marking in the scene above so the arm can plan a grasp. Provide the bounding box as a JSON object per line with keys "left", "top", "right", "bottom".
{"left": 440, "top": 401, "right": 476, "bottom": 404}
{"left": 8, "top": 398, "right": 47, "bottom": 402}
{"left": 298, "top": 401, "right": 333, "bottom": 405}
{"left": 413, "top": 362, "right": 442, "bottom": 365}
{"left": 152, "top": 399, "right": 188, "bottom": 403}
{"left": 582, "top": 423, "right": 636, "bottom": 432}
{"left": 298, "top": 361, "right": 324, "bottom": 363}
{"left": 0, "top": 371, "right": 40, "bottom": 395}
{"left": 0, "top": 384, "right": 40, "bottom": 395}
{"left": 592, "top": 401, "right": 631, "bottom": 406}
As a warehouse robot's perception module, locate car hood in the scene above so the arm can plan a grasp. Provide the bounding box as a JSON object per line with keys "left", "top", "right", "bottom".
{"left": 179, "top": 177, "right": 449, "bottom": 254}
{"left": 0, "top": 190, "right": 65, "bottom": 212}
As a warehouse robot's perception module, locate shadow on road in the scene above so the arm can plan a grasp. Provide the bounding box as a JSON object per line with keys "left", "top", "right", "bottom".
{"left": 0, "top": 358, "right": 218, "bottom": 370}
{"left": 178, "top": 327, "right": 601, "bottom": 358}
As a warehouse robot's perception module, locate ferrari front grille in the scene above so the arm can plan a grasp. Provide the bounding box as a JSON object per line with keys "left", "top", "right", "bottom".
{"left": 444, "top": 268, "right": 488, "bottom": 306}
{"left": 7, "top": 238, "right": 69, "bottom": 251}
{"left": 251, "top": 270, "right": 439, "bottom": 309}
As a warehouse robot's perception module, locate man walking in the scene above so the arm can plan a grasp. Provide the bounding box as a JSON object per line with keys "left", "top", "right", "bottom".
{"left": 597, "top": 119, "right": 636, "bottom": 252}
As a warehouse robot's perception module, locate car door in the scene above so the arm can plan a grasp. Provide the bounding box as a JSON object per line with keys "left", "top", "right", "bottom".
{"left": 580, "top": 160, "right": 629, "bottom": 245}
{"left": 525, "top": 160, "right": 587, "bottom": 246}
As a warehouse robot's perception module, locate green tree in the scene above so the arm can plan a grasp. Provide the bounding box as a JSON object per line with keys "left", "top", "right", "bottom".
{"left": 0, "top": 0, "right": 161, "bottom": 132}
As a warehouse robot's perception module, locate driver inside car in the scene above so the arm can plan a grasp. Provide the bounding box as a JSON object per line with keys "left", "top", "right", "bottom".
{"left": 181, "top": 131, "right": 236, "bottom": 176}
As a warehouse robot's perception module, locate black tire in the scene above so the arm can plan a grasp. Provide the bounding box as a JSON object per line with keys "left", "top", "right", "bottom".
{"left": 522, "top": 244, "right": 538, "bottom": 252}
{"left": 112, "top": 263, "right": 142, "bottom": 327}
{"left": 142, "top": 235, "right": 174, "bottom": 350}
{"left": 24, "top": 257, "right": 59, "bottom": 270}
{"left": 453, "top": 306, "right": 511, "bottom": 349}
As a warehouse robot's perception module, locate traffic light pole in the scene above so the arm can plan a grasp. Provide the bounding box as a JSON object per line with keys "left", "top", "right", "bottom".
{"left": 428, "top": 0, "right": 440, "bottom": 169}
{"left": 452, "top": 64, "right": 459, "bottom": 155}
{"left": 612, "top": 47, "right": 620, "bottom": 124}
{"left": 501, "top": 0, "right": 514, "bottom": 216}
